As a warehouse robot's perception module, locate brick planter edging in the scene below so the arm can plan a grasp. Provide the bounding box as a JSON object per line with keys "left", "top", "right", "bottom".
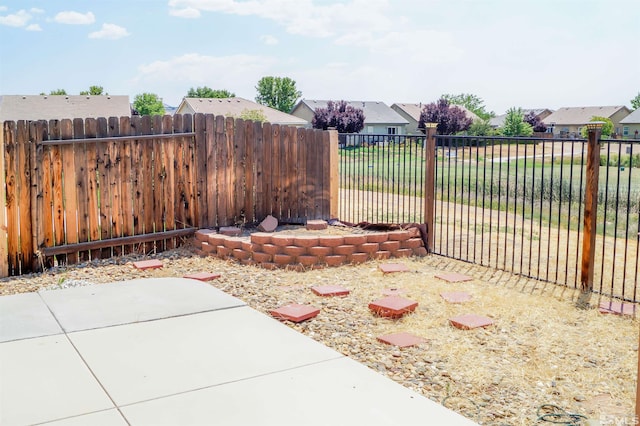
{"left": 193, "top": 228, "right": 427, "bottom": 270}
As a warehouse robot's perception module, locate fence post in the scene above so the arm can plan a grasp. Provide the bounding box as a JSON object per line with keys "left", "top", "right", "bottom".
{"left": 0, "top": 123, "right": 7, "bottom": 277}
{"left": 328, "top": 129, "right": 339, "bottom": 219}
{"left": 423, "top": 123, "right": 437, "bottom": 253}
{"left": 580, "top": 122, "right": 603, "bottom": 293}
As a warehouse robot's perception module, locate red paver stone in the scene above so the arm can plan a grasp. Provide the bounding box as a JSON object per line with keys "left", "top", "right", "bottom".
{"left": 382, "top": 288, "right": 407, "bottom": 296}
{"left": 379, "top": 263, "right": 409, "bottom": 274}
{"left": 311, "top": 285, "right": 350, "bottom": 297}
{"left": 402, "top": 238, "right": 424, "bottom": 249}
{"left": 232, "top": 249, "right": 251, "bottom": 260}
{"left": 357, "top": 242, "right": 379, "bottom": 254}
{"left": 440, "top": 291, "right": 472, "bottom": 303}
{"left": 183, "top": 272, "right": 221, "bottom": 281}
{"left": 133, "top": 259, "right": 163, "bottom": 270}
{"left": 195, "top": 229, "right": 216, "bottom": 242}
{"left": 366, "top": 233, "right": 388, "bottom": 243}
{"left": 306, "top": 220, "right": 328, "bottom": 230}
{"left": 298, "top": 255, "right": 319, "bottom": 266}
{"left": 224, "top": 237, "right": 244, "bottom": 249}
{"left": 283, "top": 245, "right": 307, "bottom": 257}
{"left": 258, "top": 215, "right": 278, "bottom": 232}
{"left": 368, "top": 296, "right": 418, "bottom": 318}
{"left": 387, "top": 230, "right": 411, "bottom": 241}
{"left": 261, "top": 243, "right": 281, "bottom": 255}
{"left": 374, "top": 250, "right": 391, "bottom": 260}
{"left": 392, "top": 248, "right": 413, "bottom": 258}
{"left": 319, "top": 235, "right": 345, "bottom": 247}
{"left": 343, "top": 235, "right": 367, "bottom": 245}
{"left": 201, "top": 242, "right": 216, "bottom": 254}
{"left": 377, "top": 332, "right": 426, "bottom": 348}
{"left": 270, "top": 304, "right": 320, "bottom": 322}
{"left": 348, "top": 252, "right": 369, "bottom": 264}
{"left": 293, "top": 235, "right": 319, "bottom": 247}
{"left": 380, "top": 240, "right": 401, "bottom": 252}
{"left": 271, "top": 235, "right": 295, "bottom": 246}
{"left": 435, "top": 272, "right": 474, "bottom": 283}
{"left": 413, "top": 247, "right": 428, "bottom": 257}
{"left": 219, "top": 226, "right": 241, "bottom": 236}
{"left": 252, "top": 251, "right": 273, "bottom": 263}
{"left": 273, "top": 254, "right": 294, "bottom": 265}
{"left": 251, "top": 232, "right": 272, "bottom": 245}
{"left": 598, "top": 301, "right": 636, "bottom": 316}
{"left": 449, "top": 314, "right": 494, "bottom": 330}
{"left": 334, "top": 244, "right": 356, "bottom": 255}
{"left": 208, "top": 234, "right": 225, "bottom": 247}
{"left": 325, "top": 255, "right": 346, "bottom": 266}
{"left": 309, "top": 246, "right": 333, "bottom": 257}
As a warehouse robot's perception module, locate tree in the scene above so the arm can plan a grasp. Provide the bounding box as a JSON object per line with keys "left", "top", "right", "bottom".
{"left": 132, "top": 93, "right": 165, "bottom": 116}
{"left": 187, "top": 87, "right": 235, "bottom": 98}
{"left": 418, "top": 98, "right": 473, "bottom": 135}
{"left": 524, "top": 111, "right": 547, "bottom": 132}
{"left": 239, "top": 109, "right": 267, "bottom": 122}
{"left": 467, "top": 118, "right": 496, "bottom": 136}
{"left": 255, "top": 76, "right": 301, "bottom": 113}
{"left": 80, "top": 86, "right": 106, "bottom": 96}
{"left": 580, "top": 116, "right": 614, "bottom": 138}
{"left": 312, "top": 100, "right": 365, "bottom": 133}
{"left": 441, "top": 93, "right": 494, "bottom": 120}
{"left": 41, "top": 89, "right": 68, "bottom": 95}
{"left": 631, "top": 92, "right": 640, "bottom": 110}
{"left": 501, "top": 107, "right": 533, "bottom": 137}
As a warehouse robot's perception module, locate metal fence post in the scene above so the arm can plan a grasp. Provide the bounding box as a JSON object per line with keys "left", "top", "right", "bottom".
{"left": 580, "top": 122, "right": 603, "bottom": 292}
{"left": 424, "top": 123, "right": 437, "bottom": 253}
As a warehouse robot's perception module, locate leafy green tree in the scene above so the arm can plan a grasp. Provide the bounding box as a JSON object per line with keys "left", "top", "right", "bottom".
{"left": 580, "top": 116, "right": 614, "bottom": 138}
{"left": 239, "top": 109, "right": 267, "bottom": 122}
{"left": 501, "top": 107, "right": 533, "bottom": 137}
{"left": 467, "top": 118, "right": 496, "bottom": 136}
{"left": 255, "top": 76, "right": 301, "bottom": 113}
{"left": 631, "top": 92, "right": 640, "bottom": 110}
{"left": 441, "top": 93, "right": 494, "bottom": 120}
{"left": 41, "top": 89, "right": 68, "bottom": 95}
{"left": 133, "top": 93, "right": 165, "bottom": 116}
{"left": 187, "top": 87, "right": 235, "bottom": 98}
{"left": 80, "top": 86, "right": 106, "bottom": 95}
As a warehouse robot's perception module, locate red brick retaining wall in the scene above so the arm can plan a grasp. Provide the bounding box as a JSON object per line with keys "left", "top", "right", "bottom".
{"left": 192, "top": 228, "right": 427, "bottom": 270}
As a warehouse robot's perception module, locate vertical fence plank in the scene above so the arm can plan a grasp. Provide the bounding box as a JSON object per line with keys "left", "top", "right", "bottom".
{"left": 194, "top": 113, "right": 207, "bottom": 228}
{"left": 320, "top": 129, "right": 331, "bottom": 218}
{"left": 173, "top": 114, "right": 186, "bottom": 229}
{"left": 73, "top": 118, "right": 89, "bottom": 262}
{"left": 0, "top": 122, "right": 7, "bottom": 277}
{"left": 221, "top": 116, "right": 235, "bottom": 226}
{"left": 4, "top": 121, "right": 18, "bottom": 274}
{"left": 214, "top": 115, "right": 227, "bottom": 226}
{"left": 284, "top": 126, "right": 296, "bottom": 220}
{"left": 261, "top": 122, "right": 272, "bottom": 218}
{"left": 16, "top": 121, "right": 33, "bottom": 272}
{"left": 152, "top": 115, "right": 165, "bottom": 249}
{"left": 328, "top": 129, "right": 339, "bottom": 219}
{"left": 233, "top": 118, "right": 245, "bottom": 225}
{"left": 30, "top": 121, "right": 47, "bottom": 270}
{"left": 109, "top": 117, "right": 124, "bottom": 256}
{"left": 205, "top": 114, "right": 217, "bottom": 228}
{"left": 271, "top": 124, "right": 281, "bottom": 219}
{"left": 49, "top": 120, "right": 65, "bottom": 264}
{"left": 130, "top": 115, "right": 145, "bottom": 252}
{"left": 120, "top": 116, "right": 134, "bottom": 254}
{"left": 162, "top": 115, "right": 175, "bottom": 248}
{"left": 297, "top": 128, "right": 308, "bottom": 220}
{"left": 183, "top": 114, "right": 196, "bottom": 228}
{"left": 97, "top": 117, "right": 112, "bottom": 259}
{"left": 279, "top": 125, "right": 289, "bottom": 220}
{"left": 140, "top": 115, "right": 154, "bottom": 253}
{"left": 244, "top": 119, "right": 255, "bottom": 224}
{"left": 84, "top": 118, "right": 101, "bottom": 260}
{"left": 305, "top": 128, "right": 318, "bottom": 220}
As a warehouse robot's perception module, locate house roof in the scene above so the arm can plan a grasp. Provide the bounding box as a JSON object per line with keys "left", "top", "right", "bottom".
{"left": 392, "top": 102, "right": 479, "bottom": 122}
{"left": 298, "top": 100, "right": 409, "bottom": 125}
{"left": 178, "top": 97, "right": 307, "bottom": 126}
{"left": 620, "top": 108, "right": 640, "bottom": 124}
{"left": 0, "top": 95, "right": 131, "bottom": 122}
{"left": 489, "top": 108, "right": 552, "bottom": 127}
{"left": 542, "top": 106, "right": 631, "bottom": 125}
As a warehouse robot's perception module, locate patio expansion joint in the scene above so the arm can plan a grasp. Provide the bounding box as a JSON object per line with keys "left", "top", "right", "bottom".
{"left": 115, "top": 355, "right": 347, "bottom": 409}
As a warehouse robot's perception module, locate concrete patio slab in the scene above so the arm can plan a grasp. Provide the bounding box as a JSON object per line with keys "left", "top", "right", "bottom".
{"left": 40, "top": 409, "right": 128, "bottom": 426}
{"left": 0, "top": 335, "right": 114, "bottom": 426}
{"left": 120, "top": 357, "right": 476, "bottom": 426}
{"left": 68, "top": 307, "right": 342, "bottom": 406}
{"left": 40, "top": 277, "right": 246, "bottom": 332}
{"left": 0, "top": 292, "right": 62, "bottom": 342}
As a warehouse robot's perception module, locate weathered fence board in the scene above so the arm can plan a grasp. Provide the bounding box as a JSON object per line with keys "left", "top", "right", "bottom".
{"left": 1, "top": 113, "right": 334, "bottom": 275}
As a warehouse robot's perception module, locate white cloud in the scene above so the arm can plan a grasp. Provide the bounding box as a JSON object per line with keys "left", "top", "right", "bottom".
{"left": 30, "top": 8, "right": 44, "bottom": 14}
{"left": 260, "top": 34, "right": 278, "bottom": 45}
{"left": 54, "top": 11, "right": 95, "bottom": 25}
{"left": 26, "top": 23, "right": 42, "bottom": 31}
{"left": 0, "top": 6, "right": 7, "bottom": 12}
{"left": 169, "top": 7, "right": 201, "bottom": 18}
{"left": 89, "top": 23, "right": 130, "bottom": 40}
{"left": 0, "top": 9, "right": 32, "bottom": 27}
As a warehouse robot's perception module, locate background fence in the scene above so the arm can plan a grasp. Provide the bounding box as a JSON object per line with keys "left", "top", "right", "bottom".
{"left": 338, "top": 131, "right": 640, "bottom": 302}
{"left": 1, "top": 113, "right": 337, "bottom": 276}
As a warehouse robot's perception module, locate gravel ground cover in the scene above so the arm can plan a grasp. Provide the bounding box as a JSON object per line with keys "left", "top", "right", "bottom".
{"left": 1, "top": 243, "right": 637, "bottom": 426}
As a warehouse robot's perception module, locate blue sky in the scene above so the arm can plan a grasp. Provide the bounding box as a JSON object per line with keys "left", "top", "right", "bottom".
{"left": 1, "top": 0, "right": 638, "bottom": 114}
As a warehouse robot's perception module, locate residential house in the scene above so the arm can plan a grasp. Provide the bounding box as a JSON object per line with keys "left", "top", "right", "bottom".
{"left": 391, "top": 103, "right": 479, "bottom": 135}
{"left": 542, "top": 106, "right": 631, "bottom": 138}
{"left": 0, "top": 95, "right": 132, "bottom": 122}
{"left": 619, "top": 108, "right": 640, "bottom": 139}
{"left": 175, "top": 97, "right": 308, "bottom": 127}
{"left": 489, "top": 108, "right": 553, "bottom": 128}
{"left": 291, "top": 99, "right": 409, "bottom": 136}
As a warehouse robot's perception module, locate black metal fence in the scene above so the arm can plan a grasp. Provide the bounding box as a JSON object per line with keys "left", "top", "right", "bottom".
{"left": 338, "top": 132, "right": 640, "bottom": 302}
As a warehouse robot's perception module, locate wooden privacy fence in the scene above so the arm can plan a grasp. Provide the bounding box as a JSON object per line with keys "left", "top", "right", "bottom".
{"left": 0, "top": 113, "right": 338, "bottom": 276}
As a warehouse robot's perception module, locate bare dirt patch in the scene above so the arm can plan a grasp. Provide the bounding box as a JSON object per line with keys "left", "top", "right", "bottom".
{"left": 1, "top": 244, "right": 636, "bottom": 425}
